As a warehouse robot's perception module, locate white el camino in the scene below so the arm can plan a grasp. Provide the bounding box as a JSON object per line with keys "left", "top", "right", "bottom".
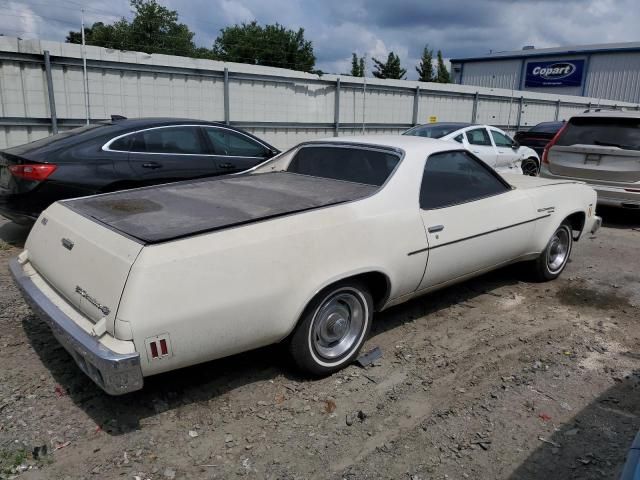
{"left": 10, "top": 136, "right": 601, "bottom": 395}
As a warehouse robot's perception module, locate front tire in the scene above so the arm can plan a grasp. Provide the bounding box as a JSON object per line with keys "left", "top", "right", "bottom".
{"left": 521, "top": 157, "right": 539, "bottom": 176}
{"left": 289, "top": 281, "right": 373, "bottom": 376}
{"left": 531, "top": 222, "right": 573, "bottom": 281}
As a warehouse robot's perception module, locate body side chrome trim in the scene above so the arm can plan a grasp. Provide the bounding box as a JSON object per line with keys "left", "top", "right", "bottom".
{"left": 101, "top": 124, "right": 272, "bottom": 159}
{"left": 407, "top": 214, "right": 551, "bottom": 256}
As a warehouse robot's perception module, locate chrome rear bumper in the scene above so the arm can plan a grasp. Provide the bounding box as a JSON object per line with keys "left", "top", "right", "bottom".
{"left": 9, "top": 258, "right": 143, "bottom": 395}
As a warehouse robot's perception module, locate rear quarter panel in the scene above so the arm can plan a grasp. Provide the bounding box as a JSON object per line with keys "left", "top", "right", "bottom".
{"left": 524, "top": 182, "right": 598, "bottom": 252}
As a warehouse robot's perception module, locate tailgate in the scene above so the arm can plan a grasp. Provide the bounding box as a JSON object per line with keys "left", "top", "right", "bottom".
{"left": 25, "top": 202, "right": 143, "bottom": 333}
{"left": 548, "top": 145, "right": 640, "bottom": 184}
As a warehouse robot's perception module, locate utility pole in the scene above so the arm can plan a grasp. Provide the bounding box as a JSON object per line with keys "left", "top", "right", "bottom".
{"left": 81, "top": 9, "right": 90, "bottom": 124}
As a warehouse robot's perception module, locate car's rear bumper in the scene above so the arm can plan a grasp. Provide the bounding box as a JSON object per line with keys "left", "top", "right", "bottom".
{"left": 539, "top": 168, "right": 640, "bottom": 209}
{"left": 9, "top": 257, "right": 143, "bottom": 395}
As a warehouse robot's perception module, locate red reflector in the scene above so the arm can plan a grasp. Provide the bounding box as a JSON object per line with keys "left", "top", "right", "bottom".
{"left": 150, "top": 341, "right": 158, "bottom": 358}
{"left": 159, "top": 339, "right": 168, "bottom": 356}
{"left": 8, "top": 163, "right": 57, "bottom": 181}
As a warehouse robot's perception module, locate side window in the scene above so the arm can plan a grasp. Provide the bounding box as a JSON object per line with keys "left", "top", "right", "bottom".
{"left": 490, "top": 130, "right": 514, "bottom": 147}
{"left": 466, "top": 128, "right": 492, "bottom": 146}
{"left": 204, "top": 128, "right": 268, "bottom": 157}
{"left": 130, "top": 127, "right": 205, "bottom": 154}
{"left": 420, "top": 150, "right": 509, "bottom": 209}
{"left": 108, "top": 134, "right": 134, "bottom": 151}
{"left": 453, "top": 134, "right": 464, "bottom": 144}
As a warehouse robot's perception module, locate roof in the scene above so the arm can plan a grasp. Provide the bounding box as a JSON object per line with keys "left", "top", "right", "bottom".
{"left": 103, "top": 117, "right": 225, "bottom": 130}
{"left": 451, "top": 41, "right": 640, "bottom": 63}
{"left": 305, "top": 135, "right": 459, "bottom": 155}
{"left": 573, "top": 110, "right": 640, "bottom": 119}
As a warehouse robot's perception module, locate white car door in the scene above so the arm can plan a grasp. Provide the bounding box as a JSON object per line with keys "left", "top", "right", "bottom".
{"left": 464, "top": 127, "right": 498, "bottom": 168}
{"left": 416, "top": 150, "right": 538, "bottom": 291}
{"left": 489, "top": 128, "right": 521, "bottom": 173}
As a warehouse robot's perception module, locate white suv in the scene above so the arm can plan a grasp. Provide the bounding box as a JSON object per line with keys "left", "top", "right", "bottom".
{"left": 540, "top": 110, "right": 640, "bottom": 209}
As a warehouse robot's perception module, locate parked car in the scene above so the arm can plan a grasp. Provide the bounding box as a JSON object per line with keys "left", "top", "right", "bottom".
{"left": 0, "top": 118, "right": 279, "bottom": 224}
{"left": 540, "top": 111, "right": 640, "bottom": 209}
{"left": 10, "top": 135, "right": 601, "bottom": 394}
{"left": 403, "top": 122, "right": 540, "bottom": 176}
{"left": 514, "top": 121, "right": 565, "bottom": 157}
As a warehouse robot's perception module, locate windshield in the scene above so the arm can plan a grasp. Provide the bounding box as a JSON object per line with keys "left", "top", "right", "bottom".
{"left": 557, "top": 117, "right": 640, "bottom": 151}
{"left": 286, "top": 145, "right": 400, "bottom": 186}
{"left": 404, "top": 124, "right": 464, "bottom": 139}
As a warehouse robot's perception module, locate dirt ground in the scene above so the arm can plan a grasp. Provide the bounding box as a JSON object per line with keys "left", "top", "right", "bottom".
{"left": 0, "top": 207, "right": 639, "bottom": 480}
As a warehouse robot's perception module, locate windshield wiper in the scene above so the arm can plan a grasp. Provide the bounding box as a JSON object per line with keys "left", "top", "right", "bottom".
{"left": 593, "top": 139, "right": 638, "bottom": 150}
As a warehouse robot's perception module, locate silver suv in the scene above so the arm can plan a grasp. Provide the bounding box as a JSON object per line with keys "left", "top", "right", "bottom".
{"left": 540, "top": 110, "right": 640, "bottom": 209}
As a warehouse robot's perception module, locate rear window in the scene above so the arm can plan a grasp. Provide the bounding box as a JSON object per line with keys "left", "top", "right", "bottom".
{"left": 4, "top": 124, "right": 107, "bottom": 154}
{"left": 558, "top": 117, "right": 640, "bottom": 151}
{"left": 286, "top": 146, "right": 400, "bottom": 186}
{"left": 529, "top": 122, "right": 563, "bottom": 134}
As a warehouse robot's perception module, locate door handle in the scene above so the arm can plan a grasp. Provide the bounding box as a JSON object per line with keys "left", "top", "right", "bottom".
{"left": 428, "top": 225, "right": 444, "bottom": 233}
{"left": 142, "top": 162, "right": 161, "bottom": 169}
{"left": 219, "top": 163, "right": 235, "bottom": 169}
{"left": 472, "top": 150, "right": 480, "bottom": 154}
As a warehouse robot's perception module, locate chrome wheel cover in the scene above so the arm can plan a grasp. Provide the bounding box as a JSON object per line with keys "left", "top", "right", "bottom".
{"left": 311, "top": 290, "right": 365, "bottom": 360}
{"left": 547, "top": 227, "right": 570, "bottom": 273}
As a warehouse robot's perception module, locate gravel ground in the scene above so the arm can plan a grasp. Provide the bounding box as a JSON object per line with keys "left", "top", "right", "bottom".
{"left": 0, "top": 207, "right": 639, "bottom": 480}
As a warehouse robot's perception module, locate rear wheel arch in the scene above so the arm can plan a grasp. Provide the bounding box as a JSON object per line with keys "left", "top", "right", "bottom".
{"left": 564, "top": 211, "right": 586, "bottom": 241}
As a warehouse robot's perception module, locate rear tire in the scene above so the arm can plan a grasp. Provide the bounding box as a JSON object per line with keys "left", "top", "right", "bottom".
{"left": 521, "top": 157, "right": 539, "bottom": 176}
{"left": 531, "top": 222, "right": 573, "bottom": 281}
{"left": 289, "top": 280, "right": 373, "bottom": 376}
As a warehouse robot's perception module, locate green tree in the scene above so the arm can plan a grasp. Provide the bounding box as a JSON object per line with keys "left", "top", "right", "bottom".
{"left": 66, "top": 0, "right": 208, "bottom": 58}
{"left": 350, "top": 53, "right": 365, "bottom": 77}
{"left": 415, "top": 45, "right": 434, "bottom": 82}
{"left": 213, "top": 21, "right": 316, "bottom": 72}
{"left": 371, "top": 52, "right": 406, "bottom": 80}
{"left": 435, "top": 50, "right": 451, "bottom": 83}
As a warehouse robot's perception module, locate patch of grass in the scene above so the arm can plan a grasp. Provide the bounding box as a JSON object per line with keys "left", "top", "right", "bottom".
{"left": 0, "top": 448, "right": 28, "bottom": 475}
{"left": 0, "top": 240, "right": 12, "bottom": 251}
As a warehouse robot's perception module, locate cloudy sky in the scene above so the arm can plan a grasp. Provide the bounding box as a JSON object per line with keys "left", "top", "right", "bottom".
{"left": 2, "top": 0, "right": 639, "bottom": 79}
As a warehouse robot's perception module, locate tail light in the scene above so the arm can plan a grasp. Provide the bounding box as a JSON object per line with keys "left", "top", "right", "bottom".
{"left": 9, "top": 163, "right": 57, "bottom": 181}
{"left": 541, "top": 123, "right": 568, "bottom": 165}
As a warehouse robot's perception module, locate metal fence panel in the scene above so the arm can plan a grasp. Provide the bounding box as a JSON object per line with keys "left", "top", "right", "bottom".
{"left": 0, "top": 37, "right": 637, "bottom": 150}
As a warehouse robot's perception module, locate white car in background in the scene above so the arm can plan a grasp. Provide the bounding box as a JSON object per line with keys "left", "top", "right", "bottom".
{"left": 404, "top": 122, "right": 541, "bottom": 176}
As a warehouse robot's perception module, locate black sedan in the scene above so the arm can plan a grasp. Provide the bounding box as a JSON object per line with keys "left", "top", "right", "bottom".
{"left": 0, "top": 118, "right": 279, "bottom": 224}
{"left": 514, "top": 121, "right": 565, "bottom": 157}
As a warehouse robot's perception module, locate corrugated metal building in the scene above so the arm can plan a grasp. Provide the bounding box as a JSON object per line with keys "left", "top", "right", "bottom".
{"left": 451, "top": 42, "right": 640, "bottom": 103}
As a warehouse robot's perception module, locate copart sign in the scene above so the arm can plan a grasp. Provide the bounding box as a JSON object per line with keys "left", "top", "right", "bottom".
{"left": 524, "top": 59, "right": 585, "bottom": 87}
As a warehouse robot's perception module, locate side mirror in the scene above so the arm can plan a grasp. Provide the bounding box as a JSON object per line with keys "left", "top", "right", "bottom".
{"left": 267, "top": 148, "right": 280, "bottom": 158}
{"left": 511, "top": 141, "right": 520, "bottom": 150}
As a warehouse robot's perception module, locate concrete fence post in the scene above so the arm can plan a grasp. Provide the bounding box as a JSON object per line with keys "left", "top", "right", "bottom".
{"left": 334, "top": 78, "right": 340, "bottom": 137}
{"left": 43, "top": 50, "right": 58, "bottom": 134}
{"left": 554, "top": 99, "right": 561, "bottom": 121}
{"left": 223, "top": 67, "right": 230, "bottom": 125}
{"left": 412, "top": 85, "right": 420, "bottom": 126}
{"left": 515, "top": 96, "right": 524, "bottom": 130}
{"left": 471, "top": 92, "right": 479, "bottom": 123}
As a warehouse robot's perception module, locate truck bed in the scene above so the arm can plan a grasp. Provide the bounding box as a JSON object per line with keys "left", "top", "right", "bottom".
{"left": 63, "top": 172, "right": 377, "bottom": 244}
